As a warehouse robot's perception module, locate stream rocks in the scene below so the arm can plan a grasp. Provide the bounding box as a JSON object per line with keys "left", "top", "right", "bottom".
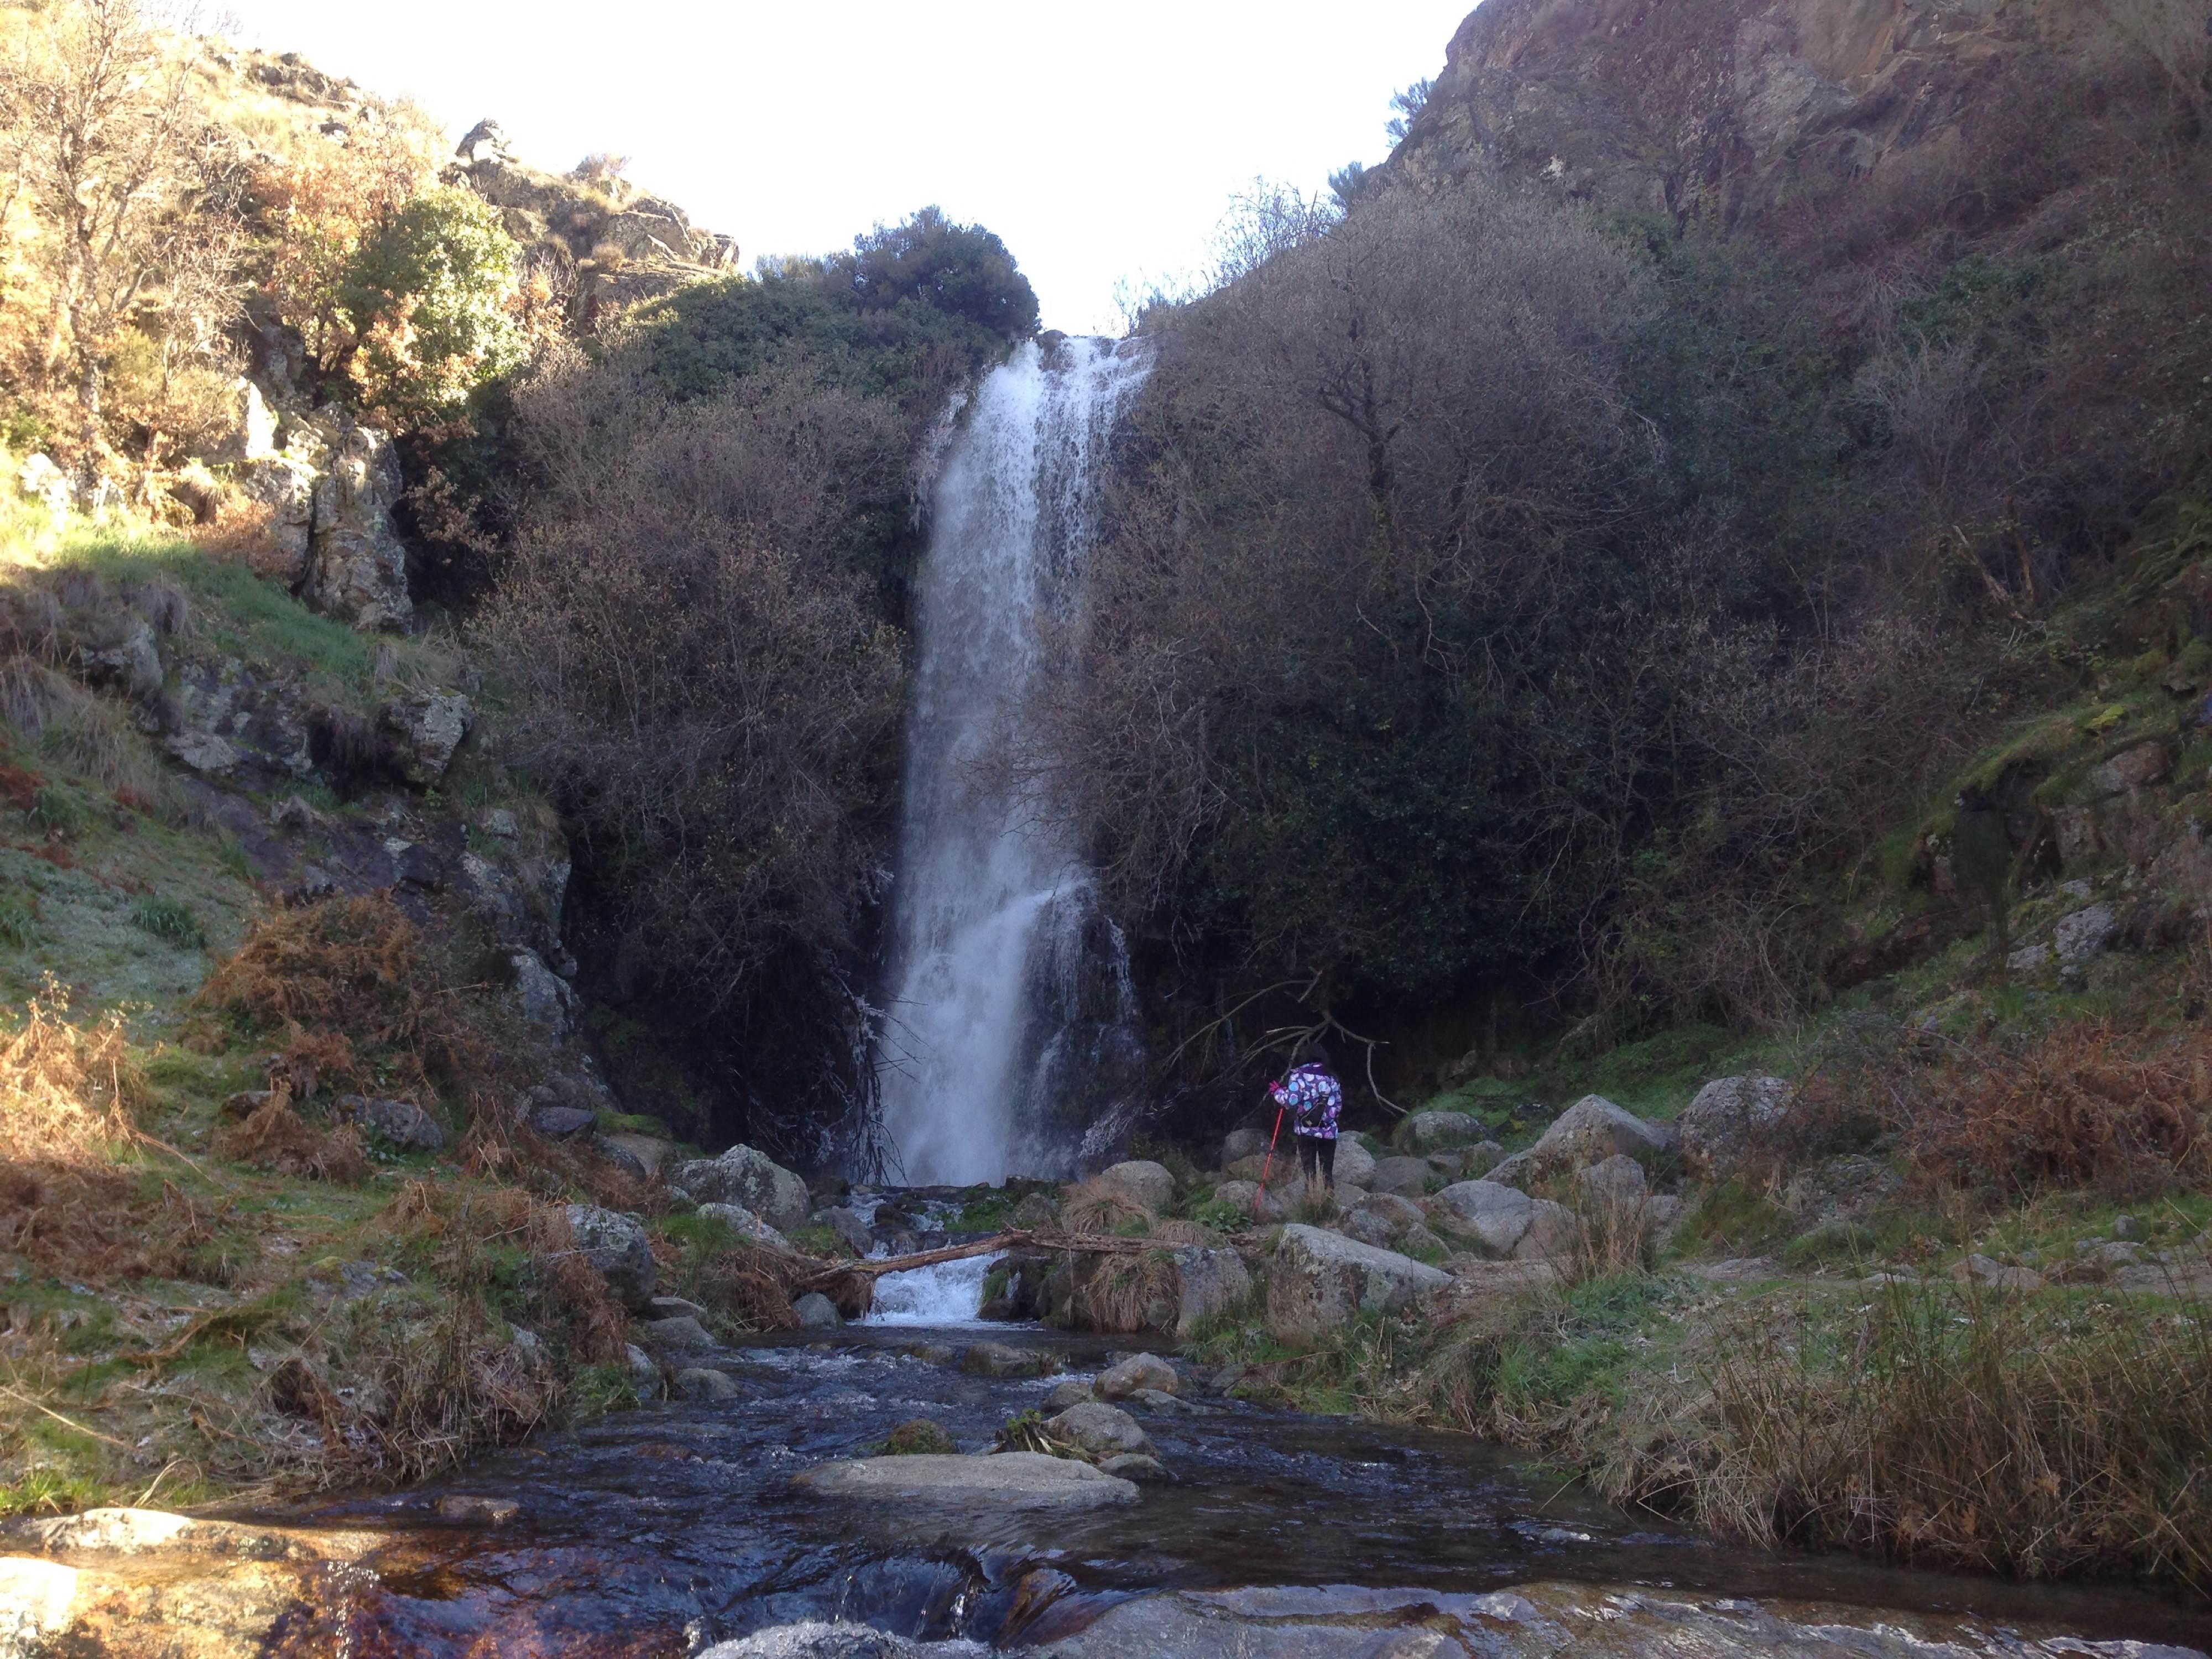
{"left": 1094, "top": 1352, "right": 1178, "bottom": 1399}
{"left": 1267, "top": 1224, "right": 1451, "bottom": 1340}
{"left": 1046, "top": 1401, "right": 1151, "bottom": 1456}
{"left": 792, "top": 1452, "right": 1138, "bottom": 1511}
{"left": 670, "top": 1145, "right": 811, "bottom": 1230}
{"left": 1428, "top": 1181, "right": 1575, "bottom": 1260}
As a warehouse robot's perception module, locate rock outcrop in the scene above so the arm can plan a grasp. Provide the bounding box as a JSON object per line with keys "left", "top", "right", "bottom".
{"left": 1267, "top": 1224, "right": 1451, "bottom": 1340}
{"left": 564, "top": 1203, "right": 655, "bottom": 1310}
{"left": 791, "top": 1452, "right": 1138, "bottom": 1511}
{"left": 669, "top": 1145, "right": 811, "bottom": 1230}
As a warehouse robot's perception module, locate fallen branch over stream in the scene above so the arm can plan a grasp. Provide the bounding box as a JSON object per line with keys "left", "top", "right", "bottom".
{"left": 794, "top": 1227, "right": 1154, "bottom": 1289}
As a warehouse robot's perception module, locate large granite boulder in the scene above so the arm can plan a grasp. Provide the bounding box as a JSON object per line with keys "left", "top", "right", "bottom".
{"left": 1396, "top": 1110, "right": 1481, "bottom": 1151}
{"left": 1429, "top": 1180, "right": 1576, "bottom": 1260}
{"left": 1369, "top": 1156, "right": 1432, "bottom": 1197}
{"left": 669, "top": 1144, "right": 811, "bottom": 1230}
{"left": 1490, "top": 1096, "right": 1673, "bottom": 1187}
{"left": 377, "top": 691, "right": 472, "bottom": 786}
{"left": 1048, "top": 1400, "right": 1151, "bottom": 1456}
{"left": 1330, "top": 1136, "right": 1376, "bottom": 1187}
{"left": 1266, "top": 1224, "right": 1451, "bottom": 1340}
{"left": 564, "top": 1203, "right": 654, "bottom": 1310}
{"left": 1677, "top": 1076, "right": 1792, "bottom": 1177}
{"left": 1172, "top": 1245, "right": 1251, "bottom": 1335}
{"left": 1091, "top": 1159, "right": 1175, "bottom": 1213}
{"left": 1095, "top": 1352, "right": 1178, "bottom": 1399}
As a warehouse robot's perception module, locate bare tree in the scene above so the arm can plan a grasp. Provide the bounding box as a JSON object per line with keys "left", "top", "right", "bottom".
{"left": 0, "top": 0, "right": 231, "bottom": 456}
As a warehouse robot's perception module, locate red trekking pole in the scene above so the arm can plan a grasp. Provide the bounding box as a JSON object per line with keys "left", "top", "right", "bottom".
{"left": 1253, "top": 1102, "right": 1286, "bottom": 1218}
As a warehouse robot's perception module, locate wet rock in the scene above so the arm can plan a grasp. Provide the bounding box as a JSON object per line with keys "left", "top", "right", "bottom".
{"left": 669, "top": 1145, "right": 812, "bottom": 1230}
{"left": 1095, "top": 1352, "right": 1178, "bottom": 1399}
{"left": 811, "top": 1206, "right": 874, "bottom": 1255}
{"left": 1521, "top": 1095, "right": 1673, "bottom": 1172}
{"left": 958, "top": 1340, "right": 1056, "bottom": 1379}
{"left": 675, "top": 1366, "right": 743, "bottom": 1402}
{"left": 696, "top": 1206, "right": 792, "bottom": 1259}
{"left": 565, "top": 1203, "right": 655, "bottom": 1309}
{"left": 792, "top": 1451, "right": 1137, "bottom": 1511}
{"left": 697, "top": 1623, "right": 962, "bottom": 1658}
{"left": 793, "top": 1292, "right": 842, "bottom": 1329}
{"left": 1369, "top": 1156, "right": 1432, "bottom": 1197}
{"left": 1428, "top": 1181, "right": 1575, "bottom": 1260}
{"left": 1091, "top": 1159, "right": 1175, "bottom": 1213}
{"left": 433, "top": 1494, "right": 518, "bottom": 1526}
{"left": 333, "top": 1093, "right": 444, "bottom": 1151}
{"left": 1267, "top": 1224, "right": 1451, "bottom": 1340}
{"left": 1047, "top": 1400, "right": 1150, "bottom": 1455}
{"left": 883, "top": 1418, "right": 956, "bottom": 1454}
{"left": 1677, "top": 1076, "right": 1792, "bottom": 1178}
{"left": 637, "top": 1314, "right": 712, "bottom": 1350}
{"left": 1397, "top": 1110, "right": 1480, "bottom": 1150}
{"left": 1097, "top": 1452, "right": 1173, "bottom": 1483}
{"left": 1041, "top": 1380, "right": 1093, "bottom": 1410}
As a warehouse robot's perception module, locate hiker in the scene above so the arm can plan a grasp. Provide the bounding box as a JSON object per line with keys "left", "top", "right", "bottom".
{"left": 1270, "top": 1043, "right": 1343, "bottom": 1193}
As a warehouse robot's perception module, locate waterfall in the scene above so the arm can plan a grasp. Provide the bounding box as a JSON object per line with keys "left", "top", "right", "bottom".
{"left": 875, "top": 335, "right": 1151, "bottom": 1186}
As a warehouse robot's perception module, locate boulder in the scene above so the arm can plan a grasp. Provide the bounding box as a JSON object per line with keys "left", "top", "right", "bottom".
{"left": 17, "top": 451, "right": 72, "bottom": 518}
{"left": 1047, "top": 1400, "right": 1151, "bottom": 1456}
{"left": 1576, "top": 1155, "right": 1647, "bottom": 1207}
{"left": 696, "top": 1203, "right": 791, "bottom": 1251}
{"left": 1222, "top": 1125, "right": 1270, "bottom": 1165}
{"left": 635, "top": 1314, "right": 712, "bottom": 1351}
{"left": 649, "top": 1295, "right": 708, "bottom": 1320}
{"left": 674, "top": 1366, "right": 742, "bottom": 1402}
{"left": 509, "top": 948, "right": 578, "bottom": 1036}
{"left": 1522, "top": 1095, "right": 1673, "bottom": 1172}
{"left": 1329, "top": 1137, "right": 1376, "bottom": 1187}
{"left": 2087, "top": 741, "right": 2169, "bottom": 797}
{"left": 810, "top": 1206, "right": 874, "bottom": 1255}
{"left": 528, "top": 1103, "right": 597, "bottom": 1140}
{"left": 1677, "top": 1076, "right": 1792, "bottom": 1177}
{"left": 1209, "top": 1179, "right": 1269, "bottom": 1220}
{"left": 1428, "top": 1181, "right": 1576, "bottom": 1261}
{"left": 564, "top": 1203, "right": 655, "bottom": 1309}
{"left": 206, "top": 377, "right": 278, "bottom": 464}
{"left": 1011, "top": 1191, "right": 1058, "bottom": 1229}
{"left": 1339, "top": 1209, "right": 1399, "bottom": 1249}
{"left": 234, "top": 453, "right": 317, "bottom": 583}
{"left": 669, "top": 1144, "right": 812, "bottom": 1230}
{"left": 376, "top": 691, "right": 472, "bottom": 786}
{"left": 1095, "top": 1352, "right": 1178, "bottom": 1399}
{"left": 1399, "top": 1222, "right": 1449, "bottom": 1259}
{"left": 2054, "top": 903, "right": 2120, "bottom": 966}
{"left": 792, "top": 1452, "right": 1136, "bottom": 1511}
{"left": 1172, "top": 1245, "right": 1251, "bottom": 1335}
{"left": 304, "top": 421, "right": 412, "bottom": 632}
{"left": 1266, "top": 1224, "right": 1451, "bottom": 1340}
{"left": 1397, "top": 1110, "right": 1480, "bottom": 1151}
{"left": 1095, "top": 1452, "right": 1173, "bottom": 1483}
{"left": 792, "top": 1292, "right": 842, "bottom": 1329}
{"left": 1041, "top": 1379, "right": 1093, "bottom": 1411}
{"left": 333, "top": 1093, "right": 444, "bottom": 1151}
{"left": 958, "top": 1341, "right": 1055, "bottom": 1378}
{"left": 1353, "top": 1192, "right": 1425, "bottom": 1232}
{"left": 1369, "top": 1156, "right": 1432, "bottom": 1197}
{"left": 1092, "top": 1159, "right": 1176, "bottom": 1213}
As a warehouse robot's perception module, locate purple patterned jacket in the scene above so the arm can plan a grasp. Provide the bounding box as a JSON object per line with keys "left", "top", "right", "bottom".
{"left": 1270, "top": 1063, "right": 1342, "bottom": 1139}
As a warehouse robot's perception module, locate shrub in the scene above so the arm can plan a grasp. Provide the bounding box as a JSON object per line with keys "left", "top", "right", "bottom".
{"left": 131, "top": 896, "right": 204, "bottom": 948}
{"left": 339, "top": 187, "right": 528, "bottom": 422}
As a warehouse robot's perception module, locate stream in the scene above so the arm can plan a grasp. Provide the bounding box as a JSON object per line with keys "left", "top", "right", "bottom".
{"left": 271, "top": 1249, "right": 2210, "bottom": 1656}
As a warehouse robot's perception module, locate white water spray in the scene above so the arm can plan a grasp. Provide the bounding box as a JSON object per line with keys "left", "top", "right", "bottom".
{"left": 876, "top": 336, "right": 1151, "bottom": 1185}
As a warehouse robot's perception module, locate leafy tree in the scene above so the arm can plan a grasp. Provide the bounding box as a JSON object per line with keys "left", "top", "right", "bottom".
{"left": 338, "top": 187, "right": 527, "bottom": 423}
{"left": 833, "top": 206, "right": 1039, "bottom": 340}
{"left": 1386, "top": 77, "right": 1433, "bottom": 147}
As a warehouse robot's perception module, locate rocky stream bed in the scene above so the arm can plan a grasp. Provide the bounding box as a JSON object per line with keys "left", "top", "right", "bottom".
{"left": 6, "top": 1306, "right": 2207, "bottom": 1657}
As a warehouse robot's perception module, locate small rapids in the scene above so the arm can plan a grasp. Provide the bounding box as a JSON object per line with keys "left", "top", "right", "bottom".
{"left": 864, "top": 1255, "right": 995, "bottom": 1326}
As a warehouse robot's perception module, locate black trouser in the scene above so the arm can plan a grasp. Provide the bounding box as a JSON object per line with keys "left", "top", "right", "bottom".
{"left": 1297, "top": 1134, "right": 1337, "bottom": 1190}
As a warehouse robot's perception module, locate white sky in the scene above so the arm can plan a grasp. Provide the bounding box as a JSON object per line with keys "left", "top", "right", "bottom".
{"left": 212, "top": 1, "right": 1474, "bottom": 333}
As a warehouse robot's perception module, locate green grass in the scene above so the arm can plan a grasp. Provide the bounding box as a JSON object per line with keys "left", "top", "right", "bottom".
{"left": 1672, "top": 1178, "right": 1793, "bottom": 1258}
{"left": 0, "top": 893, "right": 36, "bottom": 948}
{"left": 131, "top": 897, "right": 205, "bottom": 948}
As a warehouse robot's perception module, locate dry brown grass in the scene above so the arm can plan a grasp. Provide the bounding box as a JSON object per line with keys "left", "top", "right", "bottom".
{"left": 1071, "top": 1248, "right": 1178, "bottom": 1333}
{"left": 1151, "top": 1217, "right": 1224, "bottom": 1247}
{"left": 210, "top": 1088, "right": 368, "bottom": 1184}
{"left": 1058, "top": 1178, "right": 1152, "bottom": 1236}
{"left": 1893, "top": 1024, "right": 2212, "bottom": 1199}
{"left": 1698, "top": 1279, "right": 2212, "bottom": 1588}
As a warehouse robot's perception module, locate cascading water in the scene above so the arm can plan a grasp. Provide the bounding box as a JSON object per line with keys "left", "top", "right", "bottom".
{"left": 875, "top": 335, "right": 1151, "bottom": 1185}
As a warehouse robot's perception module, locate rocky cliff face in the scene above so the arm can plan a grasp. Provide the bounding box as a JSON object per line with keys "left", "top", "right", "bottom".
{"left": 1391, "top": 0, "right": 2090, "bottom": 228}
